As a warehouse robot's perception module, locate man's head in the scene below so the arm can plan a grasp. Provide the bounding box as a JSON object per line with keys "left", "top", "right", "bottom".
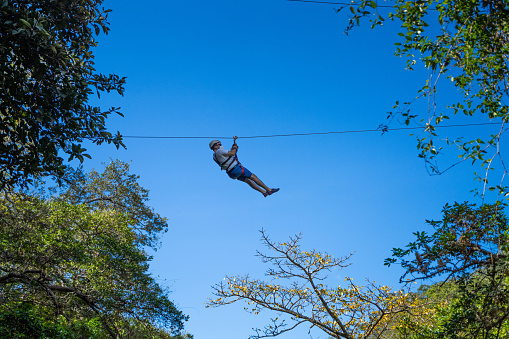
{"left": 209, "top": 140, "right": 221, "bottom": 151}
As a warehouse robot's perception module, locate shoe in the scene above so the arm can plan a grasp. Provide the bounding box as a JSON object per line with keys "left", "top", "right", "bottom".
{"left": 268, "top": 188, "right": 280, "bottom": 195}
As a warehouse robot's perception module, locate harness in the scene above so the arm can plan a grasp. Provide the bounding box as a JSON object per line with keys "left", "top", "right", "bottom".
{"left": 213, "top": 150, "right": 244, "bottom": 176}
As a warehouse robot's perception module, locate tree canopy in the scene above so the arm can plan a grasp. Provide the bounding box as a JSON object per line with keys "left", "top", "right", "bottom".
{"left": 0, "top": 0, "right": 125, "bottom": 189}
{"left": 0, "top": 161, "right": 188, "bottom": 338}
{"left": 58, "top": 159, "right": 168, "bottom": 250}
{"left": 209, "top": 230, "right": 424, "bottom": 339}
{"left": 345, "top": 0, "right": 509, "bottom": 195}
{"left": 345, "top": 3, "right": 509, "bottom": 333}
{"left": 385, "top": 202, "right": 509, "bottom": 338}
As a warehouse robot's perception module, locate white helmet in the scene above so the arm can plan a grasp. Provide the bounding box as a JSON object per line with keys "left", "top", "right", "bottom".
{"left": 209, "top": 140, "right": 220, "bottom": 149}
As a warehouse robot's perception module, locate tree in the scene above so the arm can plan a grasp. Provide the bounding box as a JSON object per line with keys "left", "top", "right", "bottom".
{"left": 339, "top": 2, "right": 509, "bottom": 336}
{"left": 388, "top": 280, "right": 509, "bottom": 338}
{"left": 385, "top": 202, "right": 509, "bottom": 338}
{"left": 208, "top": 230, "right": 424, "bottom": 339}
{"left": 57, "top": 159, "right": 168, "bottom": 250}
{"left": 0, "top": 303, "right": 103, "bottom": 338}
{"left": 0, "top": 0, "right": 125, "bottom": 189}
{"left": 0, "top": 303, "right": 195, "bottom": 339}
{"left": 340, "top": 2, "right": 509, "bottom": 335}
{"left": 379, "top": 282, "right": 454, "bottom": 339}
{"left": 344, "top": 0, "right": 509, "bottom": 195}
{"left": 0, "top": 161, "right": 188, "bottom": 338}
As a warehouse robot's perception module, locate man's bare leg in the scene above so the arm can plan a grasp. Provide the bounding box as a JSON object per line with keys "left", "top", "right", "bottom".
{"left": 245, "top": 178, "right": 265, "bottom": 194}
{"left": 250, "top": 174, "right": 271, "bottom": 192}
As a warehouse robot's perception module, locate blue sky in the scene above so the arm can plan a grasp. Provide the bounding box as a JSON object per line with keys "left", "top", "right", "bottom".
{"left": 81, "top": 1, "right": 502, "bottom": 338}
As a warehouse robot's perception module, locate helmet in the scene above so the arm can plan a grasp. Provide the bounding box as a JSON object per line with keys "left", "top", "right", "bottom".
{"left": 209, "top": 140, "right": 220, "bottom": 149}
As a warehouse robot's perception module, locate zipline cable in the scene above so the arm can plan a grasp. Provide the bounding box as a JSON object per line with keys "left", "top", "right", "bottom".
{"left": 286, "top": 0, "right": 438, "bottom": 10}
{"left": 122, "top": 122, "right": 501, "bottom": 140}
{"left": 287, "top": 0, "right": 394, "bottom": 7}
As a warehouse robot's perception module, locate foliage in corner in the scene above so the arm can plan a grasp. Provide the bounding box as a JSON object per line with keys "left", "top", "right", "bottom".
{"left": 0, "top": 161, "right": 188, "bottom": 338}
{"left": 385, "top": 202, "right": 509, "bottom": 338}
{"left": 344, "top": 0, "right": 509, "bottom": 194}
{"left": 0, "top": 0, "right": 126, "bottom": 189}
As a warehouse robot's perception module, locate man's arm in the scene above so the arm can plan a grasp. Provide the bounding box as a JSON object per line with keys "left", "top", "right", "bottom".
{"left": 225, "top": 136, "right": 238, "bottom": 156}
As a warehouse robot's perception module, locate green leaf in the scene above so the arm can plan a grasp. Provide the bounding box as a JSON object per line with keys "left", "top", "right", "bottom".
{"left": 0, "top": 0, "right": 126, "bottom": 188}
{"left": 20, "top": 19, "right": 31, "bottom": 29}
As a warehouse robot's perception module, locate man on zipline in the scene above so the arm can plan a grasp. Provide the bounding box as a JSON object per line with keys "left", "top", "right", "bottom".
{"left": 210, "top": 136, "right": 279, "bottom": 197}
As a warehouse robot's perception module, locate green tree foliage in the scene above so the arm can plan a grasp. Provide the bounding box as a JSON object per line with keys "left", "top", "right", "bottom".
{"left": 388, "top": 280, "right": 509, "bottom": 338}
{"left": 372, "top": 282, "right": 458, "bottom": 339}
{"left": 57, "top": 159, "right": 168, "bottom": 249}
{"left": 0, "top": 303, "right": 193, "bottom": 339}
{"left": 0, "top": 303, "right": 195, "bottom": 339}
{"left": 386, "top": 202, "right": 509, "bottom": 338}
{"left": 0, "top": 303, "right": 103, "bottom": 338}
{"left": 340, "top": 2, "right": 509, "bottom": 336}
{"left": 385, "top": 202, "right": 508, "bottom": 282}
{"left": 0, "top": 0, "right": 126, "bottom": 189}
{"left": 345, "top": 0, "right": 509, "bottom": 192}
{"left": 0, "top": 161, "right": 188, "bottom": 338}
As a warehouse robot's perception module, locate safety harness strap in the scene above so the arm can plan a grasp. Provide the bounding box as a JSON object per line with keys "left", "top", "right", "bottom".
{"left": 225, "top": 155, "right": 239, "bottom": 173}
{"left": 213, "top": 152, "right": 239, "bottom": 173}
{"left": 213, "top": 153, "right": 230, "bottom": 167}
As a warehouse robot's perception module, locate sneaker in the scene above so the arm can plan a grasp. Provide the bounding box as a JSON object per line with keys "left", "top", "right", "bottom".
{"left": 268, "top": 188, "right": 280, "bottom": 195}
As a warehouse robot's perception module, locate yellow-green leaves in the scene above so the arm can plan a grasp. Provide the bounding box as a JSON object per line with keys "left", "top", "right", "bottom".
{"left": 209, "top": 230, "right": 424, "bottom": 339}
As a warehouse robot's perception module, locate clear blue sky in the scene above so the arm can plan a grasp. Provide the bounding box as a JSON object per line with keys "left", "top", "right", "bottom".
{"left": 81, "top": 1, "right": 500, "bottom": 337}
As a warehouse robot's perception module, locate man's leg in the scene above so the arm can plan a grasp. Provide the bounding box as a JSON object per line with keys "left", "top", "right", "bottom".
{"left": 244, "top": 178, "right": 265, "bottom": 193}
{"left": 250, "top": 174, "right": 271, "bottom": 192}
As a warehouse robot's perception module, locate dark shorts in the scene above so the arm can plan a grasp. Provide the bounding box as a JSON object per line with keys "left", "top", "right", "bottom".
{"left": 227, "top": 165, "right": 252, "bottom": 182}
